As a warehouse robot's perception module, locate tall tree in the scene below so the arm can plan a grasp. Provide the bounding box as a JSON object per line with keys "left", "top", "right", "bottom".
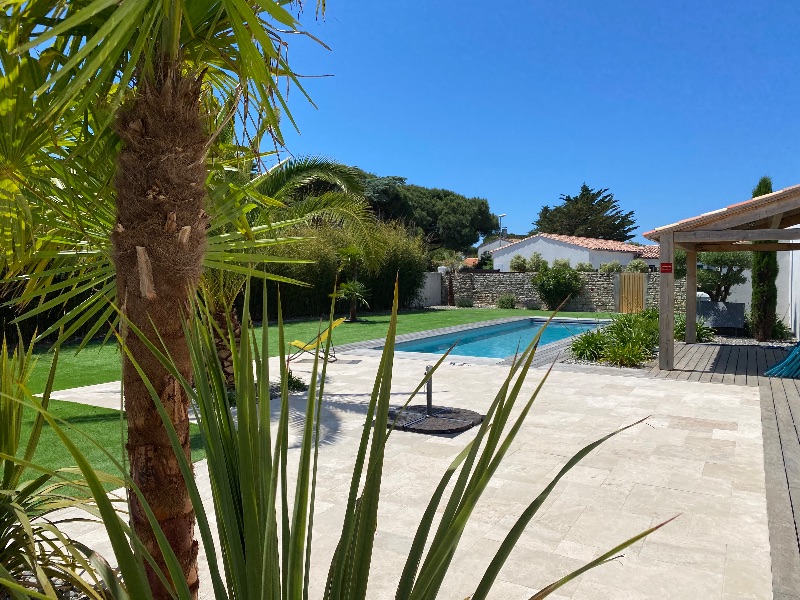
{"left": 676, "top": 250, "right": 752, "bottom": 302}
{"left": 6, "top": 2, "right": 321, "bottom": 597}
{"left": 750, "top": 176, "right": 779, "bottom": 341}
{"left": 532, "top": 184, "right": 636, "bottom": 241}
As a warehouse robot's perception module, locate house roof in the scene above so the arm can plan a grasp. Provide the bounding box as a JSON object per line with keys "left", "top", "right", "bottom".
{"left": 492, "top": 233, "right": 659, "bottom": 259}
{"left": 643, "top": 183, "right": 800, "bottom": 240}
{"left": 462, "top": 257, "right": 479, "bottom": 267}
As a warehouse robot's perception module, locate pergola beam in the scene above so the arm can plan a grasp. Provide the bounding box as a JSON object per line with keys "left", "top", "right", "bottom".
{"left": 694, "top": 242, "right": 799, "bottom": 252}
{"left": 674, "top": 228, "right": 800, "bottom": 243}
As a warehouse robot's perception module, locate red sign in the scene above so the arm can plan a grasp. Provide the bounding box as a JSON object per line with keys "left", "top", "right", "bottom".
{"left": 660, "top": 262, "right": 673, "bottom": 273}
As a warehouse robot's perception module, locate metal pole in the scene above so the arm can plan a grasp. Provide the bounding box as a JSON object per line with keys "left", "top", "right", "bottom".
{"left": 426, "top": 365, "right": 433, "bottom": 415}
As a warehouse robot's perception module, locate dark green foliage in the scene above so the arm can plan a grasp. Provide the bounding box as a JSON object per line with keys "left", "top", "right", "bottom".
{"left": 625, "top": 259, "right": 649, "bottom": 273}
{"left": 551, "top": 258, "right": 571, "bottom": 269}
{"left": 674, "top": 250, "right": 751, "bottom": 302}
{"left": 531, "top": 264, "right": 583, "bottom": 310}
{"left": 527, "top": 252, "right": 548, "bottom": 272}
{"left": 257, "top": 223, "right": 427, "bottom": 319}
{"left": 455, "top": 296, "right": 474, "bottom": 308}
{"left": 356, "top": 170, "right": 498, "bottom": 252}
{"left": 531, "top": 184, "right": 636, "bottom": 241}
{"left": 476, "top": 251, "right": 493, "bottom": 270}
{"left": 574, "top": 262, "right": 594, "bottom": 272}
{"left": 509, "top": 255, "right": 528, "bottom": 272}
{"left": 744, "top": 311, "right": 793, "bottom": 341}
{"left": 496, "top": 294, "right": 516, "bottom": 309}
{"left": 570, "top": 310, "right": 659, "bottom": 367}
{"left": 569, "top": 329, "right": 607, "bottom": 361}
{"left": 772, "top": 319, "right": 793, "bottom": 341}
{"left": 750, "top": 176, "right": 778, "bottom": 342}
{"left": 601, "top": 339, "right": 654, "bottom": 368}
{"left": 286, "top": 369, "right": 308, "bottom": 392}
{"left": 599, "top": 261, "right": 622, "bottom": 273}
{"left": 674, "top": 314, "right": 715, "bottom": 343}
{"left": 400, "top": 184, "right": 498, "bottom": 251}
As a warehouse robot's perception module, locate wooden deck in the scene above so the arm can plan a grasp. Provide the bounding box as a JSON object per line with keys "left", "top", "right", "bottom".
{"left": 648, "top": 342, "right": 800, "bottom": 598}
{"left": 645, "top": 341, "right": 790, "bottom": 387}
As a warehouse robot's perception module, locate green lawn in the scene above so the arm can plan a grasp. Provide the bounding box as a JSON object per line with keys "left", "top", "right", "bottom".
{"left": 28, "top": 308, "right": 613, "bottom": 394}
{"left": 19, "top": 399, "right": 206, "bottom": 488}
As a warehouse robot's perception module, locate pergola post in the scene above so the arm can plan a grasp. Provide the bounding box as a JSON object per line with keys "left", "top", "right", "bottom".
{"left": 659, "top": 232, "right": 675, "bottom": 370}
{"left": 685, "top": 249, "right": 697, "bottom": 343}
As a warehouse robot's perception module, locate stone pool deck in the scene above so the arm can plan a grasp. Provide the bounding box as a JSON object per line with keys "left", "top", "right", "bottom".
{"left": 53, "top": 349, "right": 772, "bottom": 599}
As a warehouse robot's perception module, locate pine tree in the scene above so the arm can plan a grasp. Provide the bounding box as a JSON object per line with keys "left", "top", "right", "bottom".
{"left": 751, "top": 176, "right": 778, "bottom": 341}
{"left": 532, "top": 184, "right": 636, "bottom": 241}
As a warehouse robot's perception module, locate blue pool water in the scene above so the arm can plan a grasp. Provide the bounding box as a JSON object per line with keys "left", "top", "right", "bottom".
{"left": 394, "top": 319, "right": 601, "bottom": 359}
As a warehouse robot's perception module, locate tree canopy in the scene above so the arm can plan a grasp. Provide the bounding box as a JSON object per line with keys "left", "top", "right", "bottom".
{"left": 531, "top": 184, "right": 636, "bottom": 241}
{"left": 676, "top": 250, "right": 752, "bottom": 302}
{"left": 356, "top": 170, "right": 498, "bottom": 252}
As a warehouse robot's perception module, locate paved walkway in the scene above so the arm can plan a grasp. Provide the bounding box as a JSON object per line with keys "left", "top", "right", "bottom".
{"left": 53, "top": 351, "right": 771, "bottom": 599}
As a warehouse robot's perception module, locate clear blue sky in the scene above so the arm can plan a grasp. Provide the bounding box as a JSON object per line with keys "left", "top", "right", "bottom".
{"left": 278, "top": 1, "right": 800, "bottom": 243}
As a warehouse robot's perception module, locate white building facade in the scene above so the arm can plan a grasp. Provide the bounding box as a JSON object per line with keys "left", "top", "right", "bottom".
{"left": 491, "top": 233, "right": 660, "bottom": 272}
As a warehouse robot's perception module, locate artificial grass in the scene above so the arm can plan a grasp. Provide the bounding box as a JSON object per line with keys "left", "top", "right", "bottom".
{"left": 28, "top": 307, "right": 614, "bottom": 394}
{"left": 19, "top": 399, "right": 206, "bottom": 489}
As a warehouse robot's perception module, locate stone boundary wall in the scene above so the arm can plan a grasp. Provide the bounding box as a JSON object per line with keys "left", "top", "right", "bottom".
{"left": 441, "top": 272, "right": 686, "bottom": 313}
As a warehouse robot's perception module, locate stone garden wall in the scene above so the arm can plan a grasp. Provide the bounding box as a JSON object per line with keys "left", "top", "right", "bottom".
{"left": 441, "top": 272, "right": 686, "bottom": 313}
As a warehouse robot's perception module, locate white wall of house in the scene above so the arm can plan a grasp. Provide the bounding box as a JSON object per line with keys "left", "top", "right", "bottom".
{"left": 492, "top": 237, "right": 592, "bottom": 272}
{"left": 726, "top": 269, "right": 752, "bottom": 310}
{"left": 776, "top": 237, "right": 800, "bottom": 337}
{"left": 477, "top": 238, "right": 513, "bottom": 256}
{"left": 492, "top": 236, "right": 645, "bottom": 272}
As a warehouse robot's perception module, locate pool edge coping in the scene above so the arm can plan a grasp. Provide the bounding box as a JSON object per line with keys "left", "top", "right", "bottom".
{"left": 334, "top": 315, "right": 610, "bottom": 366}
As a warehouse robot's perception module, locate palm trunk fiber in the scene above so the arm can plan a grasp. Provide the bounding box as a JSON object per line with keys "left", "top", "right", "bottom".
{"left": 112, "top": 65, "right": 207, "bottom": 599}
{"left": 213, "top": 307, "right": 241, "bottom": 388}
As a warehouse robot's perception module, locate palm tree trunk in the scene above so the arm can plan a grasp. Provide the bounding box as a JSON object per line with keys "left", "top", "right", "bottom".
{"left": 213, "top": 307, "right": 241, "bottom": 388}
{"left": 112, "top": 64, "right": 206, "bottom": 599}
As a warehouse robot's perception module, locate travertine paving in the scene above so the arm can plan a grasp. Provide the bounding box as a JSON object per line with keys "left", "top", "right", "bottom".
{"left": 55, "top": 352, "right": 771, "bottom": 599}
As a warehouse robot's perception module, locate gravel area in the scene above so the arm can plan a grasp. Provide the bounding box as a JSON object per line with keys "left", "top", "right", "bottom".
{"left": 712, "top": 335, "right": 796, "bottom": 347}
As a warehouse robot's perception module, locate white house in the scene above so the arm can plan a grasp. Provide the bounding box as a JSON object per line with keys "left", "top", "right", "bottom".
{"left": 491, "top": 233, "right": 660, "bottom": 272}
{"left": 476, "top": 238, "right": 513, "bottom": 256}
{"left": 777, "top": 230, "right": 800, "bottom": 338}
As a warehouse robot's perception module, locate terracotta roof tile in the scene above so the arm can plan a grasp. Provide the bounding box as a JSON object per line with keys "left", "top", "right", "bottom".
{"left": 492, "top": 233, "right": 659, "bottom": 258}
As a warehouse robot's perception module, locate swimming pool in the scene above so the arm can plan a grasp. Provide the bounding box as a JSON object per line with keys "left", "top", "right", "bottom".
{"left": 393, "top": 319, "right": 601, "bottom": 359}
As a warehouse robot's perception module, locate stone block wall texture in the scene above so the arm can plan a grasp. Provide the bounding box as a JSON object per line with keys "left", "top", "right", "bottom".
{"left": 441, "top": 272, "right": 686, "bottom": 314}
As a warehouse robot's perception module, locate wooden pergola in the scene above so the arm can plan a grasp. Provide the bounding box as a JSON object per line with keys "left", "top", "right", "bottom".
{"left": 644, "top": 184, "right": 800, "bottom": 370}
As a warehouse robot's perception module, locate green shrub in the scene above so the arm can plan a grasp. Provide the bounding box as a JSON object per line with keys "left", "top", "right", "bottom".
{"left": 604, "top": 311, "right": 659, "bottom": 350}
{"left": 625, "top": 259, "right": 650, "bottom": 273}
{"left": 744, "top": 311, "right": 793, "bottom": 340}
{"left": 1, "top": 339, "right": 112, "bottom": 597}
{"left": 551, "top": 258, "right": 571, "bottom": 269}
{"left": 570, "top": 329, "right": 607, "bottom": 361}
{"left": 531, "top": 264, "right": 583, "bottom": 310}
{"left": 476, "top": 251, "right": 493, "bottom": 270}
{"left": 260, "top": 222, "right": 427, "bottom": 318}
{"left": 574, "top": 262, "right": 594, "bottom": 272}
{"left": 509, "top": 254, "right": 528, "bottom": 272}
{"left": 599, "top": 260, "right": 623, "bottom": 273}
{"left": 601, "top": 338, "right": 654, "bottom": 367}
{"left": 674, "top": 313, "right": 715, "bottom": 343}
{"left": 455, "top": 296, "right": 473, "bottom": 308}
{"left": 496, "top": 294, "right": 516, "bottom": 309}
{"left": 772, "top": 319, "right": 793, "bottom": 340}
{"left": 573, "top": 310, "right": 660, "bottom": 367}
{"left": 527, "top": 252, "right": 548, "bottom": 272}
